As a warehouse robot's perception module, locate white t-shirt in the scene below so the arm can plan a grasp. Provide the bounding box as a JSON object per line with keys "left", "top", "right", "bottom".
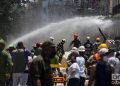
{"left": 76, "top": 56, "right": 86, "bottom": 78}
{"left": 68, "top": 63, "right": 80, "bottom": 79}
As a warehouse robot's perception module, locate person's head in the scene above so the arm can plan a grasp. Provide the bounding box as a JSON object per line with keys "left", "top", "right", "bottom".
{"left": 7, "top": 45, "right": 16, "bottom": 52}
{"left": 0, "top": 39, "right": 5, "bottom": 52}
{"left": 74, "top": 33, "right": 78, "bottom": 40}
{"left": 98, "top": 48, "right": 109, "bottom": 62}
{"left": 61, "top": 39, "right": 66, "bottom": 44}
{"left": 41, "top": 41, "right": 56, "bottom": 61}
{"left": 71, "top": 47, "right": 78, "bottom": 52}
{"left": 16, "top": 41, "right": 25, "bottom": 49}
{"left": 78, "top": 46, "right": 85, "bottom": 56}
{"left": 49, "top": 36, "right": 54, "bottom": 42}
{"left": 86, "top": 36, "right": 90, "bottom": 42}
{"left": 36, "top": 43, "right": 41, "bottom": 48}
{"left": 98, "top": 43, "right": 108, "bottom": 50}
{"left": 96, "top": 37, "right": 100, "bottom": 42}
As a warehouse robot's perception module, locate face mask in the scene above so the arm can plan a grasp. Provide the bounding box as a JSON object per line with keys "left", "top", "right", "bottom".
{"left": 103, "top": 56, "right": 109, "bottom": 62}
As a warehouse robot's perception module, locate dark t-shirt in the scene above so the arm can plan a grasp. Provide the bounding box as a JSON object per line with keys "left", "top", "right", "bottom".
{"left": 12, "top": 49, "right": 28, "bottom": 73}
{"left": 95, "top": 62, "right": 112, "bottom": 86}
{"left": 29, "top": 55, "right": 53, "bottom": 86}
{"left": 70, "top": 39, "right": 81, "bottom": 48}
{"left": 84, "top": 42, "right": 93, "bottom": 51}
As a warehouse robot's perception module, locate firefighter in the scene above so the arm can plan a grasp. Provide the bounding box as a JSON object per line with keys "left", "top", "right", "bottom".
{"left": 57, "top": 39, "right": 66, "bottom": 63}
{"left": 70, "top": 34, "right": 81, "bottom": 48}
{"left": 0, "top": 39, "right": 13, "bottom": 86}
{"left": 93, "top": 37, "right": 101, "bottom": 52}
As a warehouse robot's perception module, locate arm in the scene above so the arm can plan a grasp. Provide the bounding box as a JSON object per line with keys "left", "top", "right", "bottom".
{"left": 88, "top": 65, "right": 96, "bottom": 86}
{"left": 5, "top": 51, "right": 13, "bottom": 79}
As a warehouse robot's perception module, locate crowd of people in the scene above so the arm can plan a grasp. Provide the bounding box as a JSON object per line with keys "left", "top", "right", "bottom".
{"left": 0, "top": 33, "right": 120, "bottom": 86}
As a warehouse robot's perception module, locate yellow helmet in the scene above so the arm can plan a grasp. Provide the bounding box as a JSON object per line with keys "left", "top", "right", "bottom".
{"left": 96, "top": 37, "right": 100, "bottom": 41}
{"left": 98, "top": 43, "right": 108, "bottom": 50}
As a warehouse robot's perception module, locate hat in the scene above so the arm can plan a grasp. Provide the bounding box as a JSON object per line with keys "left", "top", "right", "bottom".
{"left": 49, "top": 36, "right": 54, "bottom": 40}
{"left": 78, "top": 46, "right": 85, "bottom": 52}
{"left": 96, "top": 37, "right": 100, "bottom": 41}
{"left": 62, "top": 39, "right": 66, "bottom": 42}
{"left": 86, "top": 36, "right": 90, "bottom": 40}
{"left": 98, "top": 48, "right": 109, "bottom": 55}
{"left": 98, "top": 43, "right": 108, "bottom": 50}
{"left": 71, "top": 47, "right": 78, "bottom": 52}
{"left": 0, "top": 39, "right": 5, "bottom": 44}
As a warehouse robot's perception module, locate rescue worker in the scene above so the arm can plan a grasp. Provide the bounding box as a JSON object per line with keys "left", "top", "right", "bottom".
{"left": 67, "top": 55, "right": 80, "bottom": 86}
{"left": 34, "top": 43, "right": 42, "bottom": 56}
{"left": 70, "top": 34, "right": 81, "bottom": 48}
{"left": 88, "top": 43, "right": 109, "bottom": 63}
{"left": 88, "top": 48, "right": 113, "bottom": 86}
{"left": 49, "top": 36, "right": 54, "bottom": 43}
{"left": 0, "top": 39, "right": 13, "bottom": 86}
{"left": 93, "top": 37, "right": 101, "bottom": 52}
{"left": 67, "top": 47, "right": 79, "bottom": 61}
{"left": 76, "top": 46, "right": 86, "bottom": 86}
{"left": 12, "top": 41, "right": 31, "bottom": 86}
{"left": 57, "top": 39, "right": 66, "bottom": 63}
{"left": 84, "top": 36, "right": 93, "bottom": 57}
{"left": 29, "top": 41, "right": 56, "bottom": 86}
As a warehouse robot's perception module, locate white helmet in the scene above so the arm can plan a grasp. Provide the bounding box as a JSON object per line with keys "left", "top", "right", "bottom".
{"left": 86, "top": 36, "right": 90, "bottom": 40}
{"left": 78, "top": 46, "right": 85, "bottom": 52}
{"left": 49, "top": 36, "right": 54, "bottom": 40}
{"left": 62, "top": 39, "right": 66, "bottom": 42}
{"left": 71, "top": 47, "right": 78, "bottom": 52}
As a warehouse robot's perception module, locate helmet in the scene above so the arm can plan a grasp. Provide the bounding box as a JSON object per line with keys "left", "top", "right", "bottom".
{"left": 71, "top": 47, "right": 78, "bottom": 52}
{"left": 49, "top": 36, "right": 54, "bottom": 40}
{"left": 78, "top": 46, "right": 85, "bottom": 52}
{"left": 98, "top": 48, "right": 108, "bottom": 55}
{"left": 96, "top": 37, "right": 100, "bottom": 41}
{"left": 0, "top": 39, "right": 5, "bottom": 51}
{"left": 98, "top": 43, "right": 108, "bottom": 50}
{"left": 62, "top": 39, "right": 66, "bottom": 42}
{"left": 86, "top": 36, "right": 90, "bottom": 40}
{"left": 0, "top": 39, "right": 5, "bottom": 44}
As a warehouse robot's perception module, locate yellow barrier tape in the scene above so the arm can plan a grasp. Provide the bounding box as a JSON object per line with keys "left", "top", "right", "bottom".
{"left": 50, "top": 64, "right": 67, "bottom": 68}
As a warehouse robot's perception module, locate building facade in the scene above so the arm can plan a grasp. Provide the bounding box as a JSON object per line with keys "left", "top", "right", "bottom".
{"left": 109, "top": 0, "right": 120, "bottom": 17}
